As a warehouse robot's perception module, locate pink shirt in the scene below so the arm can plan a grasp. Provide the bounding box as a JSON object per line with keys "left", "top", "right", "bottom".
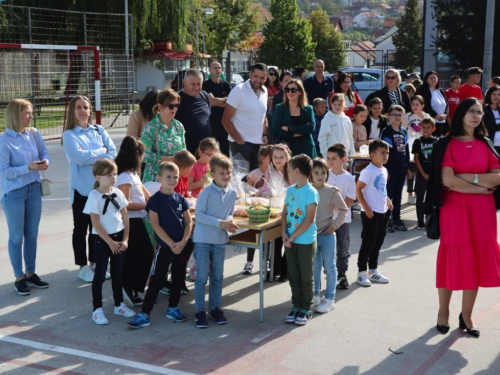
{"left": 188, "top": 161, "right": 209, "bottom": 197}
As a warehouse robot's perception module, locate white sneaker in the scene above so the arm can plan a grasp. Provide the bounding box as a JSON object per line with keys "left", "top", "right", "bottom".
{"left": 315, "top": 298, "right": 335, "bottom": 313}
{"left": 312, "top": 295, "right": 321, "bottom": 307}
{"left": 79, "top": 265, "right": 94, "bottom": 283}
{"left": 92, "top": 308, "right": 109, "bottom": 325}
{"left": 408, "top": 196, "right": 417, "bottom": 205}
{"left": 114, "top": 302, "right": 137, "bottom": 318}
{"left": 368, "top": 270, "right": 390, "bottom": 284}
{"left": 352, "top": 202, "right": 362, "bottom": 211}
{"left": 357, "top": 272, "right": 372, "bottom": 287}
{"left": 243, "top": 262, "right": 253, "bottom": 275}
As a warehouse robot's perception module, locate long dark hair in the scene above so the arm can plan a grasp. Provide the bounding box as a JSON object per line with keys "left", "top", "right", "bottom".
{"left": 449, "top": 98, "right": 487, "bottom": 139}
{"left": 140, "top": 89, "right": 159, "bottom": 121}
{"left": 484, "top": 85, "right": 500, "bottom": 107}
{"left": 335, "top": 73, "right": 355, "bottom": 103}
{"left": 115, "top": 136, "right": 146, "bottom": 175}
{"left": 421, "top": 71, "right": 441, "bottom": 90}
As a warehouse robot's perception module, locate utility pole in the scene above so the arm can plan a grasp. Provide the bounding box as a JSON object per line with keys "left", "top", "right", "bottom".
{"left": 196, "top": 10, "right": 199, "bottom": 68}
{"left": 482, "top": 0, "right": 495, "bottom": 92}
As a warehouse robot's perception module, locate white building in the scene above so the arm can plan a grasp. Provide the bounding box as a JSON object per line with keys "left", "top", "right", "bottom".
{"left": 353, "top": 12, "right": 384, "bottom": 29}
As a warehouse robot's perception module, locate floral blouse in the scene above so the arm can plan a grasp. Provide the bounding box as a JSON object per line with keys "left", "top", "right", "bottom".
{"left": 140, "top": 114, "right": 186, "bottom": 182}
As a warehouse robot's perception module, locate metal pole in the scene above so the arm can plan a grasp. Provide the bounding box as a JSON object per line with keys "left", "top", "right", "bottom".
{"left": 201, "top": 16, "right": 206, "bottom": 54}
{"left": 196, "top": 10, "right": 199, "bottom": 68}
{"left": 83, "top": 13, "right": 87, "bottom": 45}
{"left": 124, "top": 0, "right": 129, "bottom": 57}
{"left": 482, "top": 0, "right": 495, "bottom": 92}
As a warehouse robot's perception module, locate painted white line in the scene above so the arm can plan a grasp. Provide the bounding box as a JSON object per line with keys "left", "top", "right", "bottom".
{"left": 42, "top": 198, "right": 70, "bottom": 201}
{"left": 251, "top": 326, "right": 284, "bottom": 343}
{"left": 0, "top": 334, "right": 196, "bottom": 375}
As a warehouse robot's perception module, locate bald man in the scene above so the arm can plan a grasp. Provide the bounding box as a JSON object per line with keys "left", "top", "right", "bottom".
{"left": 303, "top": 59, "right": 334, "bottom": 105}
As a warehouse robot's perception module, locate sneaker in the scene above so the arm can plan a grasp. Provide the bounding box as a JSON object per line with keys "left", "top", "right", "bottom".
{"left": 159, "top": 286, "right": 170, "bottom": 295}
{"left": 128, "top": 312, "right": 150, "bottom": 329}
{"left": 285, "top": 307, "right": 300, "bottom": 324}
{"left": 132, "top": 296, "right": 144, "bottom": 306}
{"left": 352, "top": 202, "right": 362, "bottom": 211}
{"left": 181, "top": 283, "right": 190, "bottom": 295}
{"left": 188, "top": 267, "right": 197, "bottom": 281}
{"left": 368, "top": 270, "right": 390, "bottom": 284}
{"left": 14, "top": 279, "right": 31, "bottom": 296}
{"left": 393, "top": 220, "right": 408, "bottom": 231}
{"left": 105, "top": 272, "right": 111, "bottom": 280}
{"left": 210, "top": 308, "right": 227, "bottom": 325}
{"left": 243, "top": 262, "right": 253, "bottom": 275}
{"left": 416, "top": 223, "right": 426, "bottom": 230}
{"left": 24, "top": 273, "right": 49, "bottom": 289}
{"left": 122, "top": 288, "right": 134, "bottom": 308}
{"left": 337, "top": 273, "right": 350, "bottom": 289}
{"left": 114, "top": 302, "right": 137, "bottom": 318}
{"left": 312, "top": 295, "right": 321, "bottom": 307}
{"left": 295, "top": 309, "right": 312, "bottom": 326}
{"left": 166, "top": 307, "right": 187, "bottom": 322}
{"left": 408, "top": 196, "right": 417, "bottom": 205}
{"left": 386, "top": 221, "right": 395, "bottom": 233}
{"left": 315, "top": 298, "right": 335, "bottom": 313}
{"left": 357, "top": 272, "right": 372, "bottom": 287}
{"left": 195, "top": 311, "right": 208, "bottom": 328}
{"left": 92, "top": 308, "right": 109, "bottom": 325}
{"left": 78, "top": 265, "right": 94, "bottom": 283}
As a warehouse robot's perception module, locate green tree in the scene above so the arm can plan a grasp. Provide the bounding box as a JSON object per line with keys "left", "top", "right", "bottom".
{"left": 392, "top": 0, "right": 422, "bottom": 71}
{"left": 259, "top": 0, "right": 316, "bottom": 70}
{"left": 309, "top": 7, "right": 346, "bottom": 71}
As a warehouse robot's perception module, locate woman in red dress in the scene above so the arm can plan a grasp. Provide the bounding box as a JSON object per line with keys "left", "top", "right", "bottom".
{"left": 430, "top": 98, "right": 500, "bottom": 337}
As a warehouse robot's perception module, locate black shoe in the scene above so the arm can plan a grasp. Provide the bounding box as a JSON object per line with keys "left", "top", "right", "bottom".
{"left": 337, "top": 273, "right": 350, "bottom": 289}
{"left": 393, "top": 220, "right": 408, "bottom": 231}
{"left": 25, "top": 273, "right": 49, "bottom": 288}
{"left": 459, "top": 313, "right": 480, "bottom": 337}
{"left": 387, "top": 221, "right": 395, "bottom": 233}
{"left": 210, "top": 308, "right": 228, "bottom": 325}
{"left": 15, "top": 279, "right": 31, "bottom": 296}
{"left": 436, "top": 314, "right": 450, "bottom": 334}
{"left": 181, "top": 283, "right": 189, "bottom": 295}
{"left": 195, "top": 311, "right": 208, "bottom": 328}
{"left": 132, "top": 296, "right": 144, "bottom": 306}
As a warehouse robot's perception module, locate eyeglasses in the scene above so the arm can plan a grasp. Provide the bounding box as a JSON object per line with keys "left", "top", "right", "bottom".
{"left": 467, "top": 109, "right": 484, "bottom": 117}
{"left": 285, "top": 87, "right": 299, "bottom": 93}
{"left": 386, "top": 76, "right": 397, "bottom": 80}
{"left": 167, "top": 104, "right": 179, "bottom": 110}
{"left": 390, "top": 113, "right": 403, "bottom": 118}
{"left": 202, "top": 150, "right": 215, "bottom": 157}
{"left": 269, "top": 72, "right": 277, "bottom": 77}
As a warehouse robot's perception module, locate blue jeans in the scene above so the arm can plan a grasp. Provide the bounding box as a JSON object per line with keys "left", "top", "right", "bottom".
{"left": 194, "top": 243, "right": 225, "bottom": 312}
{"left": 1, "top": 182, "right": 42, "bottom": 278}
{"left": 313, "top": 233, "right": 337, "bottom": 301}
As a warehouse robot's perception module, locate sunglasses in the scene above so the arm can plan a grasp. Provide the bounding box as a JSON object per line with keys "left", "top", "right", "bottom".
{"left": 386, "top": 76, "right": 397, "bottom": 80}
{"left": 285, "top": 87, "right": 299, "bottom": 93}
{"left": 269, "top": 72, "right": 277, "bottom": 77}
{"left": 167, "top": 104, "right": 179, "bottom": 109}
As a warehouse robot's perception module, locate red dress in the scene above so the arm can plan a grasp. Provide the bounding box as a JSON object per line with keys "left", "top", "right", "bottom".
{"left": 437, "top": 138, "right": 500, "bottom": 290}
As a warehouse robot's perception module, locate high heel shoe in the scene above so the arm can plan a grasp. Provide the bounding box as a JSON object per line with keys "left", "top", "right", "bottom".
{"left": 436, "top": 314, "right": 450, "bottom": 334}
{"left": 459, "top": 313, "right": 480, "bottom": 337}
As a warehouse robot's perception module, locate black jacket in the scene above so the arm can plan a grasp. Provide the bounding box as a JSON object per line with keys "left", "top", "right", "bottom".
{"left": 426, "top": 135, "right": 500, "bottom": 213}
{"left": 363, "top": 115, "right": 389, "bottom": 139}
{"left": 484, "top": 106, "right": 500, "bottom": 140}
{"left": 416, "top": 86, "right": 449, "bottom": 119}
{"left": 365, "top": 86, "right": 411, "bottom": 114}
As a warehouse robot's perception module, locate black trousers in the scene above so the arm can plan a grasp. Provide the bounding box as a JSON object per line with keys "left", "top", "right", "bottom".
{"left": 122, "top": 218, "right": 154, "bottom": 295}
{"left": 357, "top": 211, "right": 391, "bottom": 272}
{"left": 92, "top": 231, "right": 125, "bottom": 310}
{"left": 72, "top": 190, "right": 94, "bottom": 266}
{"left": 415, "top": 172, "right": 429, "bottom": 226}
{"left": 229, "top": 141, "right": 260, "bottom": 171}
{"left": 211, "top": 122, "right": 230, "bottom": 157}
{"left": 433, "top": 122, "right": 444, "bottom": 137}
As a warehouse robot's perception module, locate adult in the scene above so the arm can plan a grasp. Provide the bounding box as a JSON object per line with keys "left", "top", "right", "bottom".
{"left": 444, "top": 75, "right": 462, "bottom": 126}
{"left": 489, "top": 76, "right": 500, "bottom": 88}
{"left": 334, "top": 73, "right": 363, "bottom": 118}
{"left": 126, "top": 89, "right": 159, "bottom": 138}
{"left": 266, "top": 67, "right": 280, "bottom": 108}
{"left": 140, "top": 89, "right": 185, "bottom": 183}
{"left": 303, "top": 60, "right": 334, "bottom": 105}
{"left": 483, "top": 85, "right": 500, "bottom": 153}
{"left": 271, "top": 71, "right": 294, "bottom": 111}
{"left": 416, "top": 71, "right": 449, "bottom": 137}
{"left": 365, "top": 69, "right": 411, "bottom": 115}
{"left": 271, "top": 79, "right": 317, "bottom": 158}
{"left": 0, "top": 99, "right": 51, "bottom": 295}
{"left": 174, "top": 69, "right": 211, "bottom": 155}
{"left": 202, "top": 61, "right": 231, "bottom": 156}
{"left": 62, "top": 95, "right": 117, "bottom": 282}
{"left": 458, "top": 67, "right": 483, "bottom": 102}
{"left": 222, "top": 63, "right": 269, "bottom": 171}
{"left": 294, "top": 67, "right": 307, "bottom": 80}
{"left": 426, "top": 98, "right": 500, "bottom": 337}
{"left": 400, "top": 72, "right": 420, "bottom": 89}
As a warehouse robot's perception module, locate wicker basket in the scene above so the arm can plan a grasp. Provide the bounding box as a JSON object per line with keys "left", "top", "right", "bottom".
{"left": 246, "top": 206, "right": 271, "bottom": 223}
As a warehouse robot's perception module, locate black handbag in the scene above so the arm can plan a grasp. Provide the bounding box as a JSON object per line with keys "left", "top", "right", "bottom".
{"left": 425, "top": 207, "right": 440, "bottom": 240}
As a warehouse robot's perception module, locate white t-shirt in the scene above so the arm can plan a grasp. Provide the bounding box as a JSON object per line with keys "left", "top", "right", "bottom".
{"left": 116, "top": 171, "right": 147, "bottom": 218}
{"left": 369, "top": 117, "right": 380, "bottom": 139}
{"left": 226, "top": 80, "right": 268, "bottom": 144}
{"left": 358, "top": 163, "right": 388, "bottom": 214}
{"left": 327, "top": 170, "right": 356, "bottom": 223}
{"left": 83, "top": 187, "right": 128, "bottom": 235}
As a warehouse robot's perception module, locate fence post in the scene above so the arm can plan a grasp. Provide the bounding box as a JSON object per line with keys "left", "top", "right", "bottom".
{"left": 83, "top": 13, "right": 87, "bottom": 45}
{"left": 27, "top": 8, "right": 38, "bottom": 128}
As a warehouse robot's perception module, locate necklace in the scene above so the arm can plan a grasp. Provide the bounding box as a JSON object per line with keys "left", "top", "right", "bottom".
{"left": 464, "top": 140, "right": 474, "bottom": 148}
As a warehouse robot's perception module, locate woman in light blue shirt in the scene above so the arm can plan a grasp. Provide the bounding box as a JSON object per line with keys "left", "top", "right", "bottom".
{"left": 0, "top": 99, "right": 51, "bottom": 295}
{"left": 62, "top": 96, "right": 116, "bottom": 282}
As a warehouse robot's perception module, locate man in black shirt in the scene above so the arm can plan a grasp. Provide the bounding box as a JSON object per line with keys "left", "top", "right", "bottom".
{"left": 202, "top": 62, "right": 231, "bottom": 156}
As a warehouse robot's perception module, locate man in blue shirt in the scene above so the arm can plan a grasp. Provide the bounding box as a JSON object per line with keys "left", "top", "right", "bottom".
{"left": 303, "top": 60, "right": 334, "bottom": 105}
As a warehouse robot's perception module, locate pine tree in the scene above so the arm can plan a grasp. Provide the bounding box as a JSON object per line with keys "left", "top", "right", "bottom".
{"left": 309, "top": 7, "right": 346, "bottom": 72}
{"left": 392, "top": 0, "right": 422, "bottom": 71}
{"left": 259, "top": 0, "right": 316, "bottom": 70}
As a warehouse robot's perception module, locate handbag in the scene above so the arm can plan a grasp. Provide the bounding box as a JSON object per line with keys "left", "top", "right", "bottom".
{"left": 425, "top": 207, "right": 440, "bottom": 240}
{"left": 30, "top": 130, "right": 52, "bottom": 196}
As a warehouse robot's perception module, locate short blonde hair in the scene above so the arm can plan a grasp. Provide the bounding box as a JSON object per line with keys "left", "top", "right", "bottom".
{"left": 4, "top": 99, "right": 32, "bottom": 132}
{"left": 173, "top": 149, "right": 196, "bottom": 169}
{"left": 158, "top": 161, "right": 179, "bottom": 176}
{"left": 153, "top": 89, "right": 181, "bottom": 115}
{"left": 384, "top": 69, "right": 402, "bottom": 86}
{"left": 210, "top": 153, "right": 233, "bottom": 172}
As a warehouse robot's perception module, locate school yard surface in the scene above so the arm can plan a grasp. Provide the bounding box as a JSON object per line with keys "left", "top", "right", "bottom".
{"left": 0, "top": 127, "right": 499, "bottom": 375}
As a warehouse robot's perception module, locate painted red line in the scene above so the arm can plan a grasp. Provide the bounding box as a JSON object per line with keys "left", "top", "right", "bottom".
{"left": 0, "top": 355, "right": 83, "bottom": 375}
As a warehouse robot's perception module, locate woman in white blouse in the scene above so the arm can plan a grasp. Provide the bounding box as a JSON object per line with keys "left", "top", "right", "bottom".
{"left": 416, "top": 71, "right": 449, "bottom": 137}
{"left": 484, "top": 85, "right": 500, "bottom": 153}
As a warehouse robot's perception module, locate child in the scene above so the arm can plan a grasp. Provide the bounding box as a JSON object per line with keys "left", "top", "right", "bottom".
{"left": 127, "top": 161, "right": 193, "bottom": 328}
{"left": 318, "top": 94, "right": 355, "bottom": 158}
{"left": 282, "top": 154, "right": 319, "bottom": 326}
{"left": 380, "top": 105, "right": 412, "bottom": 232}
{"left": 116, "top": 136, "right": 154, "bottom": 307}
{"left": 312, "top": 98, "right": 327, "bottom": 157}
{"left": 193, "top": 154, "right": 239, "bottom": 328}
{"left": 403, "top": 83, "right": 416, "bottom": 100}
{"left": 83, "top": 159, "right": 136, "bottom": 325}
{"left": 188, "top": 137, "right": 219, "bottom": 198}
{"left": 311, "top": 158, "right": 348, "bottom": 313}
{"left": 355, "top": 140, "right": 394, "bottom": 287}
{"left": 412, "top": 118, "right": 438, "bottom": 229}
{"left": 364, "top": 97, "right": 389, "bottom": 140}
{"left": 445, "top": 75, "right": 462, "bottom": 127}
{"left": 173, "top": 150, "right": 197, "bottom": 198}
{"left": 352, "top": 105, "right": 369, "bottom": 152}
{"left": 326, "top": 143, "right": 356, "bottom": 289}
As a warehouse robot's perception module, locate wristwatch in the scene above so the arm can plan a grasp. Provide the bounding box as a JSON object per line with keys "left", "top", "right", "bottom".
{"left": 473, "top": 174, "right": 479, "bottom": 185}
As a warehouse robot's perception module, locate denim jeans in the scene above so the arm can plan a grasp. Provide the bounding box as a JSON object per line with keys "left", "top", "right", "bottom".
{"left": 194, "top": 242, "right": 226, "bottom": 312}
{"left": 1, "top": 182, "right": 42, "bottom": 278}
{"left": 314, "top": 233, "right": 337, "bottom": 301}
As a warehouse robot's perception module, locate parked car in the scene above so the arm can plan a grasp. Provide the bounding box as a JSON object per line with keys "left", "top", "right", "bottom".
{"left": 229, "top": 72, "right": 244, "bottom": 88}
{"left": 334, "top": 68, "right": 384, "bottom": 102}
{"left": 235, "top": 71, "right": 249, "bottom": 81}
{"left": 170, "top": 69, "right": 207, "bottom": 91}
